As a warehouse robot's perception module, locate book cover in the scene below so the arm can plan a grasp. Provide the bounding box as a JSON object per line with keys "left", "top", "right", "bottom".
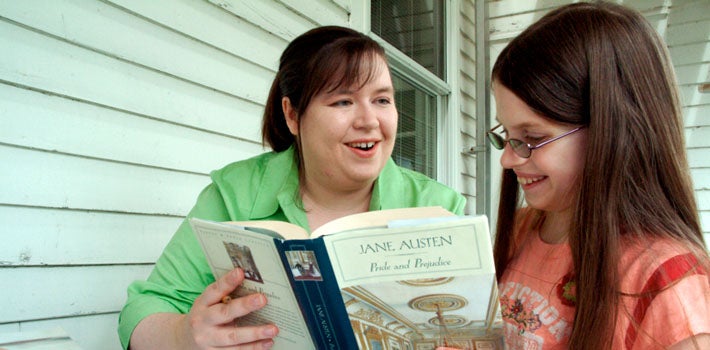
{"left": 190, "top": 208, "right": 504, "bottom": 350}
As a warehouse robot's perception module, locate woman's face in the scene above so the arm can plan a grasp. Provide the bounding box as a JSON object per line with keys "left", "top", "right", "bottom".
{"left": 284, "top": 56, "right": 398, "bottom": 191}
{"left": 493, "top": 82, "right": 587, "bottom": 214}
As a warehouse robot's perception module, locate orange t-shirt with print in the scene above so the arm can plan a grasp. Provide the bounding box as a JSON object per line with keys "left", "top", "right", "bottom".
{"left": 498, "top": 213, "right": 710, "bottom": 349}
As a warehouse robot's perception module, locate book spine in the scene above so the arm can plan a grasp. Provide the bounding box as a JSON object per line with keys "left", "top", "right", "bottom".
{"left": 275, "top": 237, "right": 358, "bottom": 350}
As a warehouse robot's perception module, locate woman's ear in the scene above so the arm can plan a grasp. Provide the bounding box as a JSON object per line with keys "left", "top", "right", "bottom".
{"left": 282, "top": 97, "right": 299, "bottom": 136}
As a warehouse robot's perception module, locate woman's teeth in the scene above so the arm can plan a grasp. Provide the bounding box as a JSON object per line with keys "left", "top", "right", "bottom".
{"left": 349, "top": 142, "right": 375, "bottom": 150}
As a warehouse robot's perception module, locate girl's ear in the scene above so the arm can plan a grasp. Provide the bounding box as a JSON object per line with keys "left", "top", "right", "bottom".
{"left": 282, "top": 97, "right": 299, "bottom": 136}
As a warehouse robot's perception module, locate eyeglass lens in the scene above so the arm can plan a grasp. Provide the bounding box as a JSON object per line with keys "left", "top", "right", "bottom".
{"left": 486, "top": 132, "right": 531, "bottom": 158}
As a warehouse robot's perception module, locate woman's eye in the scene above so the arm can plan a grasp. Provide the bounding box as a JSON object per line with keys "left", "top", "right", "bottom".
{"left": 332, "top": 100, "right": 352, "bottom": 107}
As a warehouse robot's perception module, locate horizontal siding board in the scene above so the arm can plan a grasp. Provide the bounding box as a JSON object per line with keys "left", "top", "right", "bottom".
{"left": 0, "top": 20, "right": 268, "bottom": 141}
{"left": 0, "top": 206, "right": 180, "bottom": 266}
{"left": 489, "top": 11, "right": 544, "bottom": 41}
{"left": 668, "top": 0, "right": 710, "bottom": 25}
{"left": 0, "top": 265, "right": 152, "bottom": 323}
{"left": 208, "top": 0, "right": 316, "bottom": 40}
{"left": 19, "top": 313, "right": 122, "bottom": 350}
{"left": 688, "top": 148, "right": 710, "bottom": 168}
{"left": 685, "top": 125, "right": 710, "bottom": 148}
{"left": 691, "top": 168, "right": 710, "bottom": 190}
{"left": 488, "top": 0, "right": 568, "bottom": 18}
{"left": 0, "top": 145, "right": 209, "bottom": 216}
{"left": 0, "top": 84, "right": 264, "bottom": 174}
{"left": 0, "top": 0, "right": 275, "bottom": 102}
{"left": 106, "top": 0, "right": 287, "bottom": 70}
{"left": 669, "top": 41, "right": 710, "bottom": 66}
{"left": 698, "top": 190, "right": 709, "bottom": 211}
{"left": 674, "top": 63, "right": 709, "bottom": 86}
{"left": 620, "top": 0, "right": 670, "bottom": 13}
{"left": 279, "top": 0, "right": 349, "bottom": 26}
{"left": 685, "top": 105, "right": 710, "bottom": 127}
{"left": 679, "top": 85, "right": 710, "bottom": 106}
{"left": 666, "top": 19, "right": 710, "bottom": 45}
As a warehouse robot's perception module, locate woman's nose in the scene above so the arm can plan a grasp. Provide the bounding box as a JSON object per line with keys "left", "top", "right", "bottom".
{"left": 353, "top": 104, "right": 379, "bottom": 130}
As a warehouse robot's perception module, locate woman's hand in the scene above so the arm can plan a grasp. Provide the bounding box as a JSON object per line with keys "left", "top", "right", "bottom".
{"left": 129, "top": 268, "right": 279, "bottom": 350}
{"left": 184, "top": 268, "right": 279, "bottom": 349}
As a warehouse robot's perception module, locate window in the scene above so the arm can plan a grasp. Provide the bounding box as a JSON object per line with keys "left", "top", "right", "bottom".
{"left": 371, "top": 0, "right": 447, "bottom": 178}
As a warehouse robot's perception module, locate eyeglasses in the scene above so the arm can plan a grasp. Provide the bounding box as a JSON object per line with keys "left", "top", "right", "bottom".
{"left": 486, "top": 124, "right": 584, "bottom": 158}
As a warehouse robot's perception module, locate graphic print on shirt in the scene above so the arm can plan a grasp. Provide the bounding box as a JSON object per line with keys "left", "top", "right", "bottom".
{"left": 500, "top": 281, "right": 574, "bottom": 349}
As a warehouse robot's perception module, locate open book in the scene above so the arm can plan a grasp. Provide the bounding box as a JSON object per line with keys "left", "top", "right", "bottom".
{"left": 190, "top": 207, "right": 504, "bottom": 350}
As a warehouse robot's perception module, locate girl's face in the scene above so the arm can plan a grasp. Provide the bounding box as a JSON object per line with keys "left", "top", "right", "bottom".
{"left": 284, "top": 56, "right": 398, "bottom": 191}
{"left": 493, "top": 82, "right": 587, "bottom": 214}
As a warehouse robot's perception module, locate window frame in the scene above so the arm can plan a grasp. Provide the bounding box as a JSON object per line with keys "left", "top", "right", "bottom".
{"left": 359, "top": 0, "right": 460, "bottom": 189}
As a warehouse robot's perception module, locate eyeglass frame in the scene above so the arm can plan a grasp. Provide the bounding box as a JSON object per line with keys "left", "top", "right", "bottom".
{"left": 486, "top": 123, "right": 585, "bottom": 158}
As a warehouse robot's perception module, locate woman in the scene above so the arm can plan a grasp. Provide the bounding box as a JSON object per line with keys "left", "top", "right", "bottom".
{"left": 118, "top": 26, "right": 465, "bottom": 349}
{"left": 489, "top": 2, "right": 709, "bottom": 349}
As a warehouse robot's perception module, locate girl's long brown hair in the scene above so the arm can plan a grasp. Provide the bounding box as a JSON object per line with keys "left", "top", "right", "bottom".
{"left": 491, "top": 2, "right": 707, "bottom": 348}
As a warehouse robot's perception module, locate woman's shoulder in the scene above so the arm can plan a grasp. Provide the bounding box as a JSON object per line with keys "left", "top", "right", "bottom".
{"left": 210, "top": 149, "right": 295, "bottom": 186}
{"left": 385, "top": 164, "right": 465, "bottom": 212}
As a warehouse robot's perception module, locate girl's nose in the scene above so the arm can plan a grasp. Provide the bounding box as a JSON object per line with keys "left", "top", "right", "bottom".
{"left": 499, "top": 143, "right": 527, "bottom": 169}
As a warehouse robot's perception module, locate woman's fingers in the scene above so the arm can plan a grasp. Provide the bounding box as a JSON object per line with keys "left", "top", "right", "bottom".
{"left": 185, "top": 268, "right": 279, "bottom": 348}
{"left": 204, "top": 293, "right": 268, "bottom": 326}
{"left": 195, "top": 268, "right": 246, "bottom": 308}
{"left": 211, "top": 323, "right": 279, "bottom": 348}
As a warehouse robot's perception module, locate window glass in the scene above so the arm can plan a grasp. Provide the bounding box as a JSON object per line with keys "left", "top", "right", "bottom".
{"left": 372, "top": 0, "right": 446, "bottom": 79}
{"left": 392, "top": 74, "right": 437, "bottom": 177}
{"left": 372, "top": 0, "right": 446, "bottom": 178}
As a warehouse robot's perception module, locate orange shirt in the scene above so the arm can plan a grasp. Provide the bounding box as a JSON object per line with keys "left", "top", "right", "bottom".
{"left": 499, "top": 220, "right": 709, "bottom": 349}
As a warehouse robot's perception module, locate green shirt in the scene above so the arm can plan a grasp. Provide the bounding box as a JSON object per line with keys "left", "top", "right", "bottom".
{"left": 118, "top": 147, "right": 465, "bottom": 348}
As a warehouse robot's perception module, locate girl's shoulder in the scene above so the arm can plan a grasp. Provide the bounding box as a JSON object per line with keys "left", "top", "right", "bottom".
{"left": 619, "top": 235, "right": 708, "bottom": 293}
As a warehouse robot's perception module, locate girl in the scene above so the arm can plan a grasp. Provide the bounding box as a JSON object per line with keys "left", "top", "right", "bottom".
{"left": 489, "top": 2, "right": 710, "bottom": 349}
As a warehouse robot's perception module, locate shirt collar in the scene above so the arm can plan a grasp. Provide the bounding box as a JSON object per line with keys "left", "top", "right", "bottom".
{"left": 371, "top": 158, "right": 404, "bottom": 210}
{"left": 249, "top": 147, "right": 403, "bottom": 225}
{"left": 250, "top": 147, "right": 301, "bottom": 220}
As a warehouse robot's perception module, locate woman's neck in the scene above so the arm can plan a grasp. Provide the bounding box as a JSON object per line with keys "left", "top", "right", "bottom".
{"left": 300, "top": 180, "right": 374, "bottom": 231}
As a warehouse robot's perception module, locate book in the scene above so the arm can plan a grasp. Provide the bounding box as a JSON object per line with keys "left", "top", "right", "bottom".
{"left": 190, "top": 206, "right": 504, "bottom": 350}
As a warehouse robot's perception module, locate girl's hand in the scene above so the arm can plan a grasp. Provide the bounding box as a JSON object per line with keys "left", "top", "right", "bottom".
{"left": 184, "top": 268, "right": 279, "bottom": 349}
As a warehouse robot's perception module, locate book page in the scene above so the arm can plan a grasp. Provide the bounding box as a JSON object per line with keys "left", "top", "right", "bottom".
{"left": 322, "top": 215, "right": 504, "bottom": 349}
{"left": 312, "top": 206, "right": 454, "bottom": 238}
{"left": 224, "top": 220, "right": 309, "bottom": 240}
{"left": 190, "top": 219, "right": 316, "bottom": 349}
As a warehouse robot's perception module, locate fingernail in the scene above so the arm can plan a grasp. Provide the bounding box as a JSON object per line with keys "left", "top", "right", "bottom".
{"left": 251, "top": 294, "right": 266, "bottom": 308}
{"left": 262, "top": 325, "right": 277, "bottom": 337}
{"left": 262, "top": 340, "right": 274, "bottom": 349}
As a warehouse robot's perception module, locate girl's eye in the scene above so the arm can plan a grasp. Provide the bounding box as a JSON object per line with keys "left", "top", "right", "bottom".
{"left": 332, "top": 100, "right": 352, "bottom": 107}
{"left": 526, "top": 135, "right": 546, "bottom": 144}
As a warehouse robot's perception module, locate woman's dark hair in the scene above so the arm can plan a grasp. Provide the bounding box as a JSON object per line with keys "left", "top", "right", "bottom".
{"left": 261, "top": 26, "right": 387, "bottom": 161}
{"left": 491, "top": 1, "right": 706, "bottom": 348}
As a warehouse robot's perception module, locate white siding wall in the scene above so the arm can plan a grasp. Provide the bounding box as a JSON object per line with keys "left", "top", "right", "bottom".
{"left": 459, "top": 0, "right": 478, "bottom": 214}
{"left": 0, "top": 0, "right": 348, "bottom": 348}
{"left": 486, "top": 0, "right": 710, "bottom": 247}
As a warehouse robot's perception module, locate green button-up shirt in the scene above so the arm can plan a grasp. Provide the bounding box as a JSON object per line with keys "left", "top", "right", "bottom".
{"left": 118, "top": 147, "right": 465, "bottom": 348}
